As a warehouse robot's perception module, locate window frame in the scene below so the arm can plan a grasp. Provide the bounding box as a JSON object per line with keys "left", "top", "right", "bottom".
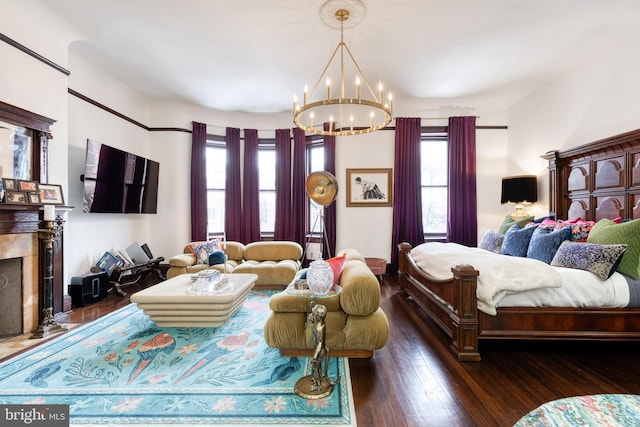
{"left": 306, "top": 135, "right": 325, "bottom": 238}
{"left": 420, "top": 132, "right": 448, "bottom": 242}
{"left": 205, "top": 135, "right": 226, "bottom": 239}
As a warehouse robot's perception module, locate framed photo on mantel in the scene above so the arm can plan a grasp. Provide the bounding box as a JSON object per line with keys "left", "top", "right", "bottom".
{"left": 39, "top": 184, "right": 65, "bottom": 205}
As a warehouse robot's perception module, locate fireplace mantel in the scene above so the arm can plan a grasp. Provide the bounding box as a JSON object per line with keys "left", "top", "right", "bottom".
{"left": 0, "top": 205, "right": 67, "bottom": 323}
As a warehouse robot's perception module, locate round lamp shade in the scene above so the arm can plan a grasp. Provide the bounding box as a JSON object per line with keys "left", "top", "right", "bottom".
{"left": 306, "top": 171, "right": 338, "bottom": 207}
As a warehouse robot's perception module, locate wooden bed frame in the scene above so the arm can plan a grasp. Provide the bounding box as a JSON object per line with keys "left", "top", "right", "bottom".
{"left": 398, "top": 128, "right": 640, "bottom": 361}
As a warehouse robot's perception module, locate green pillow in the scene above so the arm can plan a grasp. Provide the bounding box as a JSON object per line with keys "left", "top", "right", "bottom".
{"left": 498, "top": 215, "right": 535, "bottom": 235}
{"left": 587, "top": 218, "right": 640, "bottom": 279}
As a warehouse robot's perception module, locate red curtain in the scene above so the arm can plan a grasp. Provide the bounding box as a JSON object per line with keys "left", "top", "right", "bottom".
{"left": 190, "top": 121, "right": 207, "bottom": 242}
{"left": 242, "top": 129, "right": 261, "bottom": 243}
{"left": 391, "top": 117, "right": 424, "bottom": 270}
{"left": 273, "top": 129, "right": 292, "bottom": 240}
{"left": 447, "top": 116, "right": 477, "bottom": 246}
{"left": 225, "top": 127, "right": 243, "bottom": 242}
{"left": 290, "top": 128, "right": 307, "bottom": 247}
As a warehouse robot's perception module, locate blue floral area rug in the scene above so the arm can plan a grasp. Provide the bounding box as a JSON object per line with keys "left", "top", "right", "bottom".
{"left": 514, "top": 394, "right": 640, "bottom": 427}
{"left": 0, "top": 291, "right": 356, "bottom": 426}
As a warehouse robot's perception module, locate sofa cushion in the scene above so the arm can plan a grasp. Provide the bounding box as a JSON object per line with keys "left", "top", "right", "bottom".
{"left": 169, "top": 253, "right": 197, "bottom": 267}
{"left": 339, "top": 260, "right": 381, "bottom": 316}
{"left": 243, "top": 241, "right": 303, "bottom": 261}
{"left": 233, "top": 259, "right": 300, "bottom": 286}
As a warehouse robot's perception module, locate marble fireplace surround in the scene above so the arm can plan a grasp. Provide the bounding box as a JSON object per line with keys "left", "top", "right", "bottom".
{"left": 0, "top": 232, "right": 39, "bottom": 334}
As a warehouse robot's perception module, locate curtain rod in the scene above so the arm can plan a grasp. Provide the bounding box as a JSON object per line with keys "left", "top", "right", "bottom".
{"left": 204, "top": 116, "right": 482, "bottom": 132}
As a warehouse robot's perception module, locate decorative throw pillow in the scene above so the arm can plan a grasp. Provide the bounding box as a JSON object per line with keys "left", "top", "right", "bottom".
{"left": 501, "top": 224, "right": 538, "bottom": 257}
{"left": 551, "top": 241, "right": 628, "bottom": 280}
{"left": 326, "top": 253, "right": 347, "bottom": 285}
{"left": 553, "top": 219, "right": 596, "bottom": 242}
{"left": 208, "top": 250, "right": 226, "bottom": 265}
{"left": 498, "top": 215, "right": 535, "bottom": 235}
{"left": 533, "top": 214, "right": 556, "bottom": 224}
{"left": 188, "top": 240, "right": 222, "bottom": 264}
{"left": 478, "top": 230, "right": 504, "bottom": 254}
{"left": 587, "top": 219, "right": 640, "bottom": 279}
{"left": 526, "top": 226, "right": 573, "bottom": 264}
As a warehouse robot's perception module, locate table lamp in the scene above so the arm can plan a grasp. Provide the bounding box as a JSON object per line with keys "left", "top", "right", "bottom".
{"left": 501, "top": 175, "right": 537, "bottom": 219}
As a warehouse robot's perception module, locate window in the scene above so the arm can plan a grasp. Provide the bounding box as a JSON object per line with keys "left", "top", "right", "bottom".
{"left": 206, "top": 142, "right": 226, "bottom": 235}
{"left": 307, "top": 139, "right": 325, "bottom": 235}
{"left": 205, "top": 136, "right": 277, "bottom": 237}
{"left": 258, "top": 144, "right": 276, "bottom": 234}
{"left": 420, "top": 134, "right": 448, "bottom": 239}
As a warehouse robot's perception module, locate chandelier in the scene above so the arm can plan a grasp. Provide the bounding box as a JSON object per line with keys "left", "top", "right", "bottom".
{"left": 293, "top": 0, "right": 392, "bottom": 137}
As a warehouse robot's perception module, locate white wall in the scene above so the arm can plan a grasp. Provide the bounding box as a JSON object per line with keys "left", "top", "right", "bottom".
{"left": 508, "top": 33, "right": 640, "bottom": 213}
{"left": 66, "top": 49, "right": 153, "bottom": 277}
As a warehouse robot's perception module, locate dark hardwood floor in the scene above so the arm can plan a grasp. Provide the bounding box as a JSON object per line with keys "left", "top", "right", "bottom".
{"left": 8, "top": 276, "right": 640, "bottom": 426}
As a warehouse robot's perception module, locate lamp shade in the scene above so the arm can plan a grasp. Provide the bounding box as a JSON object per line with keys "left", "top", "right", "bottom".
{"left": 501, "top": 175, "right": 537, "bottom": 204}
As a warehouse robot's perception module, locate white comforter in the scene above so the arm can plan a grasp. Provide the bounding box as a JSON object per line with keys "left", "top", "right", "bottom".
{"left": 410, "top": 242, "right": 630, "bottom": 315}
{"left": 410, "top": 242, "right": 563, "bottom": 315}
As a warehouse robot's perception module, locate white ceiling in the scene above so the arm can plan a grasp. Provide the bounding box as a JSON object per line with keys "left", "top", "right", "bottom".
{"left": 35, "top": 0, "right": 640, "bottom": 114}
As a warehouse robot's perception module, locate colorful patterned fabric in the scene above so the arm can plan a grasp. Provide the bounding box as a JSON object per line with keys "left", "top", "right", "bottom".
{"left": 188, "top": 240, "right": 222, "bottom": 264}
{"left": 551, "top": 241, "right": 627, "bottom": 280}
{"left": 515, "top": 394, "right": 640, "bottom": 427}
{"left": 0, "top": 291, "right": 355, "bottom": 426}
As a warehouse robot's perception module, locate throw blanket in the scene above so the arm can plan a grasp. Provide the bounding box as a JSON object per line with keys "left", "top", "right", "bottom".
{"left": 410, "top": 242, "right": 562, "bottom": 315}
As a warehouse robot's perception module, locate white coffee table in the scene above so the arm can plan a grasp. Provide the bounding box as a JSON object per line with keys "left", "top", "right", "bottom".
{"left": 130, "top": 273, "right": 258, "bottom": 327}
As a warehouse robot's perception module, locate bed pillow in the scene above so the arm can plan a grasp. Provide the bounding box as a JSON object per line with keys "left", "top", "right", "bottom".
{"left": 554, "top": 219, "right": 596, "bottom": 242}
{"left": 188, "top": 240, "right": 223, "bottom": 264}
{"left": 478, "top": 230, "right": 504, "bottom": 254}
{"left": 526, "top": 226, "right": 573, "bottom": 264}
{"left": 550, "top": 241, "right": 628, "bottom": 280}
{"left": 501, "top": 224, "right": 538, "bottom": 257}
{"left": 587, "top": 218, "right": 640, "bottom": 279}
{"left": 498, "top": 215, "right": 535, "bottom": 235}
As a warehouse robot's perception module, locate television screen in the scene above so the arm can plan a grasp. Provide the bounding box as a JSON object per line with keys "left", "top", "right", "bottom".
{"left": 82, "top": 139, "right": 159, "bottom": 214}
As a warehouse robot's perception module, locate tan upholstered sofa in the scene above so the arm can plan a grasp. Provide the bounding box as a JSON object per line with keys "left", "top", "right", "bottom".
{"left": 166, "top": 241, "right": 302, "bottom": 288}
{"left": 263, "top": 249, "right": 389, "bottom": 358}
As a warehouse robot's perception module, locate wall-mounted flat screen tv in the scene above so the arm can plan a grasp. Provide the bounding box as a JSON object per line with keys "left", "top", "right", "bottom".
{"left": 82, "top": 139, "right": 159, "bottom": 214}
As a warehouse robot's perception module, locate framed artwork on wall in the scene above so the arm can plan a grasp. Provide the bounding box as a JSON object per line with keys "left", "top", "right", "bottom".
{"left": 346, "top": 168, "right": 393, "bottom": 207}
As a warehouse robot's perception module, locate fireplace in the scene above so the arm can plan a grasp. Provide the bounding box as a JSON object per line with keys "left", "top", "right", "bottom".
{"left": 0, "top": 232, "right": 39, "bottom": 336}
{"left": 0, "top": 205, "right": 65, "bottom": 337}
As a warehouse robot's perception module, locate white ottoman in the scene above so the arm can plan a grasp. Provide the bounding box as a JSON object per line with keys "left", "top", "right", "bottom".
{"left": 130, "top": 273, "right": 258, "bottom": 327}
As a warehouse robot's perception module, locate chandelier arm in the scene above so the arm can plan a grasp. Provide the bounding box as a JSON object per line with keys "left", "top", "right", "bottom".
{"left": 342, "top": 42, "right": 380, "bottom": 103}
{"left": 309, "top": 42, "right": 344, "bottom": 99}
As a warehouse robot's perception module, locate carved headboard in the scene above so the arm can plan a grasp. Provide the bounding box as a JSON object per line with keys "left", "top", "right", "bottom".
{"left": 543, "top": 128, "right": 640, "bottom": 221}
